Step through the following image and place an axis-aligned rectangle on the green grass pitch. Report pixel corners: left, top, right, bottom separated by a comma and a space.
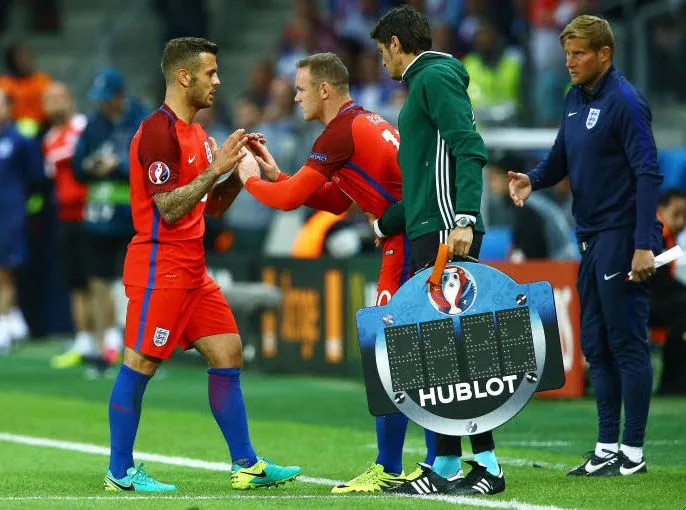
0, 341, 684, 509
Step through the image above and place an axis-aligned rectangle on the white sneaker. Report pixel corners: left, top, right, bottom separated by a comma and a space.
8, 307, 29, 340
73, 331, 97, 356
0, 316, 11, 355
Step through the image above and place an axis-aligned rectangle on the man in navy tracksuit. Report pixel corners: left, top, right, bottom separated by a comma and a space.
509, 15, 661, 477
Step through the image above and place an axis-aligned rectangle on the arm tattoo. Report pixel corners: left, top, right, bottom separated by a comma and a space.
153, 167, 217, 224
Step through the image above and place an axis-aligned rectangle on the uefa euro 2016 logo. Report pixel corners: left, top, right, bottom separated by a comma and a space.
428, 265, 477, 315
148, 161, 171, 185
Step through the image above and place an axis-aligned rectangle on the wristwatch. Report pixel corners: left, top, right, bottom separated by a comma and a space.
455, 214, 476, 228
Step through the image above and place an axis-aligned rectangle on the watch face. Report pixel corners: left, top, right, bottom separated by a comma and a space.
457, 217, 470, 227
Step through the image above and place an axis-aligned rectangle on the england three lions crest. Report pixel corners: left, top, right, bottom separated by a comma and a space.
428, 265, 477, 315
586, 108, 601, 129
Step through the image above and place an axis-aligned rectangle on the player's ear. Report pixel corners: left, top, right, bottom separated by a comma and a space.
599, 45, 611, 64
390, 35, 402, 55
319, 81, 329, 100
177, 68, 192, 88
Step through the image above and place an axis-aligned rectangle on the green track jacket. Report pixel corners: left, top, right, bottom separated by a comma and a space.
378, 51, 487, 240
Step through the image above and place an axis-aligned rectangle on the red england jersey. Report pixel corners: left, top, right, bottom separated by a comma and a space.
123, 104, 213, 289
43, 114, 88, 222
307, 101, 401, 217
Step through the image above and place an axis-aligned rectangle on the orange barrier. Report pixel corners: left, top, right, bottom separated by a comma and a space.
490, 261, 585, 398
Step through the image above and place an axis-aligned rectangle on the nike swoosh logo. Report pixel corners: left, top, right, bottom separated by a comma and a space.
246, 469, 268, 478
106, 476, 135, 491
568, 112, 578, 117
604, 272, 621, 281
584, 459, 613, 473
619, 462, 645, 475
188, 155, 196, 163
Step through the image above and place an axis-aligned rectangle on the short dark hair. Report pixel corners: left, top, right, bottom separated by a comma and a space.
161, 37, 218, 85
296, 52, 349, 92
370, 6, 432, 55
658, 188, 686, 208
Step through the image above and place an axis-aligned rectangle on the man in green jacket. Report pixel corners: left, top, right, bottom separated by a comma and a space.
370, 5, 504, 496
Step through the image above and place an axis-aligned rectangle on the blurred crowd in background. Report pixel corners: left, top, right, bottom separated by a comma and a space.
1, 0, 686, 379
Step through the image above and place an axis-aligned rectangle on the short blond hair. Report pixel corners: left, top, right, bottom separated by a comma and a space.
559, 15, 614, 57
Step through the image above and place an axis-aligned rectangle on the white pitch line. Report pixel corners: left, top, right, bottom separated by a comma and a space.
499, 441, 572, 448
0, 432, 571, 510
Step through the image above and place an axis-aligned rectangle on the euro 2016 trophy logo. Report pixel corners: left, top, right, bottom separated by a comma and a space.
428, 265, 477, 316
356, 255, 565, 436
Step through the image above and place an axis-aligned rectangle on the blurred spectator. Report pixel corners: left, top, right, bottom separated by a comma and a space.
247, 60, 275, 108
485, 150, 576, 260
350, 52, 391, 114
73, 67, 148, 374
455, 0, 490, 54
463, 20, 523, 124
42, 82, 96, 368
432, 22, 459, 55
277, 0, 338, 79
152, 0, 209, 42
0, 42, 52, 135
407, 0, 463, 28
224, 93, 281, 253
528, 0, 578, 125
194, 101, 230, 143
291, 207, 375, 258
484, 150, 520, 228
0, 89, 42, 352
336, 0, 383, 51
650, 189, 686, 395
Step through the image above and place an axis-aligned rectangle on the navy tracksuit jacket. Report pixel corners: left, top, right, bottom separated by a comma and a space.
528, 66, 662, 447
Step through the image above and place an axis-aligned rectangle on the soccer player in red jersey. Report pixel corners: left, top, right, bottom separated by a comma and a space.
42, 82, 96, 368
104, 37, 300, 492
236, 52, 435, 493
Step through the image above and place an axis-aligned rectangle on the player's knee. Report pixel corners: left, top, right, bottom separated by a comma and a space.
197, 333, 243, 368
210, 340, 242, 368
123, 347, 161, 376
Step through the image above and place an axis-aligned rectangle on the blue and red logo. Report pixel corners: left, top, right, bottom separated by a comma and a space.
428, 265, 477, 315
148, 161, 170, 184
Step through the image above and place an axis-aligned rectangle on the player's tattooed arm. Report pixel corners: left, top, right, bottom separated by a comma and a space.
153, 168, 217, 224
153, 129, 248, 224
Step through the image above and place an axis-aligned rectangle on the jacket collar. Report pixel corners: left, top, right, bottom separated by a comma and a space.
401, 50, 454, 81
576, 65, 616, 101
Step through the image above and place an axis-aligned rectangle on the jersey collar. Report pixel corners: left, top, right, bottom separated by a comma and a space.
337, 100, 357, 115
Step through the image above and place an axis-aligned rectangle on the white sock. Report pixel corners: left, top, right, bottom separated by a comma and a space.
104, 327, 123, 351
595, 442, 618, 458
73, 331, 96, 356
8, 307, 28, 339
620, 444, 643, 463
0, 315, 11, 349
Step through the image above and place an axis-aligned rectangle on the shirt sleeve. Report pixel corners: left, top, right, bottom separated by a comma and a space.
305, 118, 355, 178
527, 123, 568, 191
138, 116, 181, 195
422, 66, 486, 216
616, 84, 663, 249
377, 200, 406, 236
304, 181, 352, 214
244, 165, 328, 210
